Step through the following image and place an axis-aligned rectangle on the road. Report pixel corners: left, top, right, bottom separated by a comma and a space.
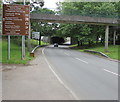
43, 45, 118, 100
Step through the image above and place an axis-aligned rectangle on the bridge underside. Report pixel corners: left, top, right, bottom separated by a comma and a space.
30, 14, 119, 26
30, 14, 119, 51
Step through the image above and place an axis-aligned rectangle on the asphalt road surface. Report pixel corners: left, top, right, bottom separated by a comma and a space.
43, 45, 118, 100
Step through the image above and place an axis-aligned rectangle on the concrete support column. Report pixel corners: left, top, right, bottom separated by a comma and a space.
113, 30, 116, 45
105, 25, 109, 52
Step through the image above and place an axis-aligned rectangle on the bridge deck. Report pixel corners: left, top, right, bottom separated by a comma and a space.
30, 14, 119, 26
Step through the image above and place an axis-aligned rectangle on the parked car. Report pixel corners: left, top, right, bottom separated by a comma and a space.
54, 43, 58, 47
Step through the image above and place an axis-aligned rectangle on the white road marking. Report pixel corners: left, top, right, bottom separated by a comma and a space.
42, 48, 79, 100
75, 58, 88, 64
103, 69, 120, 76
64, 52, 70, 56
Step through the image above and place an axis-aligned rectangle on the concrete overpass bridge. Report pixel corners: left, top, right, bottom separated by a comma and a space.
30, 13, 119, 51
30, 14, 119, 26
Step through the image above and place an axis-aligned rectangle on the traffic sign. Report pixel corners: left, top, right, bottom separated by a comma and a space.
2, 4, 30, 35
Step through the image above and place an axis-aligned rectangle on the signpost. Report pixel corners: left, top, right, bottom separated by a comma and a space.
2, 4, 30, 60
32, 32, 40, 40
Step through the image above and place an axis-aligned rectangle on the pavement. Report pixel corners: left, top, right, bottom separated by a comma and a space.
2, 48, 75, 100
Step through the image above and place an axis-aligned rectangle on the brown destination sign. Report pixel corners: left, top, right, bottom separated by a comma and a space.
2, 4, 30, 35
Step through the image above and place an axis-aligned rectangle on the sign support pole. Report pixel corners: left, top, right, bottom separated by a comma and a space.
21, 0, 26, 60
8, 35, 10, 60
22, 35, 25, 60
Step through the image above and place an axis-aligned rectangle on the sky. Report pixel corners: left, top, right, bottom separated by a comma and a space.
2, 0, 62, 10
43, 0, 61, 10
2, 0, 63, 11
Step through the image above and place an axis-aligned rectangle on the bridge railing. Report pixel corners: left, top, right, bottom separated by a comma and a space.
31, 11, 119, 19
59, 13, 119, 19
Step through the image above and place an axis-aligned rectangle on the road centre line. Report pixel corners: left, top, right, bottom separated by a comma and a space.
103, 69, 120, 76
64, 52, 70, 56
75, 58, 88, 64
42, 48, 79, 100
63, 51, 88, 64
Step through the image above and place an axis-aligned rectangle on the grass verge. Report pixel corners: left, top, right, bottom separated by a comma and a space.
70, 44, 119, 60
1, 40, 33, 64
30, 39, 49, 46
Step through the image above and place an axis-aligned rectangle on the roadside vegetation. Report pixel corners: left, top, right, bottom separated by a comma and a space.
85, 45, 119, 60
1, 39, 32, 64
30, 39, 48, 46
70, 44, 119, 60
1, 38, 48, 64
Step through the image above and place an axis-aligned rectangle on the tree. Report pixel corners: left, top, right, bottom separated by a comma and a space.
31, 7, 59, 45
56, 2, 118, 46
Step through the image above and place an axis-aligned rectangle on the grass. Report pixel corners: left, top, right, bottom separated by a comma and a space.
1, 39, 49, 64
70, 44, 78, 47
70, 44, 119, 60
30, 39, 49, 46
1, 40, 33, 64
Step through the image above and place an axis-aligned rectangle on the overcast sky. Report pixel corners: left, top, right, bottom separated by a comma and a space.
2, 0, 63, 10
43, 0, 61, 10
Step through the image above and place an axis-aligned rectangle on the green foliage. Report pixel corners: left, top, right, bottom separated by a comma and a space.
31, 8, 58, 37
31, 8, 55, 14
56, 2, 118, 46
30, 39, 48, 46
1, 40, 32, 64
84, 45, 119, 60
31, 21, 58, 37
57, 2, 118, 18
70, 44, 119, 60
